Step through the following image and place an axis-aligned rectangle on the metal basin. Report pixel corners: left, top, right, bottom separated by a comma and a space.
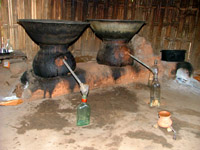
87, 19, 145, 66
18, 19, 90, 45
18, 19, 89, 78
87, 19, 145, 42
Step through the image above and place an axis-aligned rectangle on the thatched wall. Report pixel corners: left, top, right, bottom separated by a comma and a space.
0, 0, 200, 69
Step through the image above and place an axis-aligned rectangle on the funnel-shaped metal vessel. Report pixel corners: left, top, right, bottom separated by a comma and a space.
18, 19, 89, 78
88, 19, 145, 66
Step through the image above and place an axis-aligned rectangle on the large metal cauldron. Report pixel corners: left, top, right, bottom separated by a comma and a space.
18, 19, 89, 78
87, 19, 145, 66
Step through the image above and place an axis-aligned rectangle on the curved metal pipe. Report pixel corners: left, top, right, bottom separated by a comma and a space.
63, 59, 89, 96
128, 53, 154, 73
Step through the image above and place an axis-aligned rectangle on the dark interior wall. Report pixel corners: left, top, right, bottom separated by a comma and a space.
0, 0, 200, 69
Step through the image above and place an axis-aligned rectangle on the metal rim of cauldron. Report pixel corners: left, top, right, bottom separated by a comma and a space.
17, 19, 90, 45
17, 19, 90, 25
87, 19, 145, 42
87, 19, 145, 24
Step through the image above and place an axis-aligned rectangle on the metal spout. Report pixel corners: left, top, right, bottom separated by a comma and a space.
128, 53, 156, 74
63, 59, 89, 96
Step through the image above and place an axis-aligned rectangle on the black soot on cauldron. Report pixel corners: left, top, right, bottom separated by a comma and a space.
97, 41, 133, 66
33, 45, 76, 78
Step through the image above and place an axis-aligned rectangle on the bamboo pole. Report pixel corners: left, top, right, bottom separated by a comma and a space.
71, 0, 77, 20
123, 0, 128, 20
17, 0, 26, 56
31, 0, 38, 58
31, 0, 37, 19
61, 0, 66, 19
8, 0, 14, 47
82, 0, 88, 21
44, 0, 49, 19
92, 0, 98, 19
0, 17, 2, 42
131, 0, 136, 20
0, 0, 2, 40
103, 0, 109, 19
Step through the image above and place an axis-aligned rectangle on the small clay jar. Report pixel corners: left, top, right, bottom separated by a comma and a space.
158, 111, 172, 128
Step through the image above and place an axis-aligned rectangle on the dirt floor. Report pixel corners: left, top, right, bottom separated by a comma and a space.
1, 69, 200, 150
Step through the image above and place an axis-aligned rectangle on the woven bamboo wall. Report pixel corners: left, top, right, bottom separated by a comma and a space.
0, 0, 200, 69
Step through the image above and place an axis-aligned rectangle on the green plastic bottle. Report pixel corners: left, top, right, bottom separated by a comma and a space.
76, 95, 90, 126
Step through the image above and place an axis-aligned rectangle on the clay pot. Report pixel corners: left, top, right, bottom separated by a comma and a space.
158, 111, 172, 128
